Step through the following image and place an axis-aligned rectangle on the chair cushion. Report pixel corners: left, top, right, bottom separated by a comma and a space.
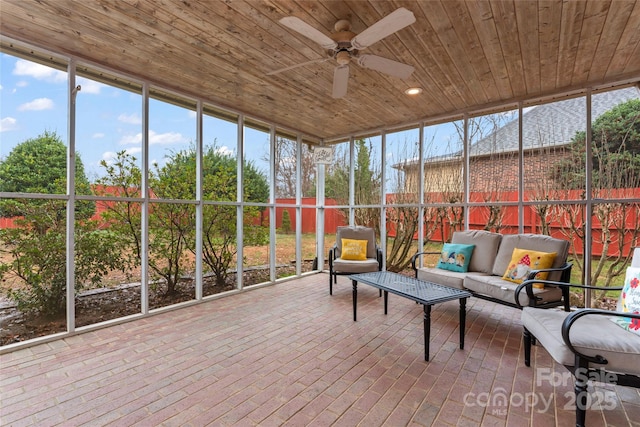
332, 258, 380, 274
340, 238, 368, 261
492, 234, 568, 281
501, 248, 556, 284
451, 230, 502, 274
522, 307, 640, 376
336, 226, 377, 259
464, 275, 562, 306
436, 243, 475, 273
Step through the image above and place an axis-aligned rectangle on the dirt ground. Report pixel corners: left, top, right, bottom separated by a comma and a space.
0, 262, 315, 346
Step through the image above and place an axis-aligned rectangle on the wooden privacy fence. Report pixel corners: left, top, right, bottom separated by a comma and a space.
2, 188, 638, 257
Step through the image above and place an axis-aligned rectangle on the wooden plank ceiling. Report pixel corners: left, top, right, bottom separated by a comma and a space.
1, 0, 640, 143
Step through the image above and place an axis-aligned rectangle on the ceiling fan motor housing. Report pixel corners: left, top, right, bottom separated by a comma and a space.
330, 22, 356, 65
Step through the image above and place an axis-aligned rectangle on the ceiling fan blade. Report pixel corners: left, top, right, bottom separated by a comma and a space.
356, 54, 414, 79
267, 58, 330, 76
351, 7, 416, 50
279, 16, 338, 50
332, 65, 349, 98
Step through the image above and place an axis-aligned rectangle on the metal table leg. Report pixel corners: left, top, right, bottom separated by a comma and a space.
352, 279, 358, 321
384, 290, 388, 314
424, 304, 431, 361
459, 297, 467, 350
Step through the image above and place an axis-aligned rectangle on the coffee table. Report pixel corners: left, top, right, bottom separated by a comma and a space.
349, 271, 471, 361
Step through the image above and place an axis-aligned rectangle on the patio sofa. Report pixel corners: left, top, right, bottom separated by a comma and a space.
411, 230, 572, 309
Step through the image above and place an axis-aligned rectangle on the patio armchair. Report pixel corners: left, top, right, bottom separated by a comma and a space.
518, 267, 640, 427
328, 225, 383, 295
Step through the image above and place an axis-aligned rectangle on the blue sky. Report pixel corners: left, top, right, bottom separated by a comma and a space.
1, 53, 462, 186
0, 54, 272, 181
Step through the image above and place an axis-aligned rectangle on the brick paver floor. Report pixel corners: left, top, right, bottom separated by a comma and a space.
1, 273, 639, 426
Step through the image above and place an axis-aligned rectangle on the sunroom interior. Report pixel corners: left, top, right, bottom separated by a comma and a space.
1, 1, 640, 425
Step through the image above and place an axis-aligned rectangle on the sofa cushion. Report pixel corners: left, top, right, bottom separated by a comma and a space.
416, 267, 487, 290
436, 243, 475, 273
502, 248, 557, 284
492, 234, 569, 281
464, 274, 562, 306
336, 226, 377, 259
522, 307, 640, 375
451, 230, 502, 274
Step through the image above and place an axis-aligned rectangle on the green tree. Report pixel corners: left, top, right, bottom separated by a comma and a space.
95, 149, 194, 297
0, 133, 126, 316
97, 145, 269, 291
199, 146, 269, 286
148, 149, 196, 295
0, 130, 94, 219
551, 99, 640, 190
280, 209, 292, 234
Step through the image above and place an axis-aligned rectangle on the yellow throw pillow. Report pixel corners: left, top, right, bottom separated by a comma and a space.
340, 238, 368, 261
502, 248, 557, 284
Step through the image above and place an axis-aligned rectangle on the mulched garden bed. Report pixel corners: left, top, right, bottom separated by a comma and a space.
0, 262, 313, 346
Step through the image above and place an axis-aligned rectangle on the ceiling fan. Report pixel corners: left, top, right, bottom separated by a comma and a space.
270, 7, 416, 99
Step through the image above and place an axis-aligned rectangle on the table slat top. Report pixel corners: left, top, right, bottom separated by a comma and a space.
349, 271, 471, 305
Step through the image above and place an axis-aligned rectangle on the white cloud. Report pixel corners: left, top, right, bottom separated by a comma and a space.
215, 145, 234, 156
101, 147, 143, 166
150, 130, 185, 145
118, 130, 187, 146
118, 113, 142, 125
18, 98, 54, 111
76, 77, 104, 94
92, 132, 105, 139
101, 151, 118, 163
1, 117, 18, 132
13, 59, 66, 83
16, 81, 28, 88
119, 133, 141, 145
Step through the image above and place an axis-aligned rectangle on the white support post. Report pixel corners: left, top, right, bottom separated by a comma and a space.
316, 144, 326, 271
66, 60, 77, 333
141, 83, 150, 314
380, 131, 386, 270
518, 102, 525, 233
418, 123, 425, 265
195, 101, 204, 300
349, 138, 355, 225
295, 136, 303, 275
585, 90, 593, 305
269, 126, 277, 282
236, 115, 244, 290
463, 115, 470, 230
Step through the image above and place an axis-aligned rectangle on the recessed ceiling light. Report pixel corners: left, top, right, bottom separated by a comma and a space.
404, 87, 423, 95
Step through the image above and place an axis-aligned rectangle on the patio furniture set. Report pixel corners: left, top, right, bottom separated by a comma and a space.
329, 225, 640, 427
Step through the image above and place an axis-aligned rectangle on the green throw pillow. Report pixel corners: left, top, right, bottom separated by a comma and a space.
436, 243, 475, 273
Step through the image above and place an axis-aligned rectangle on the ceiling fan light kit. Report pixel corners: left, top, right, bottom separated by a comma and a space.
274, 7, 416, 99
